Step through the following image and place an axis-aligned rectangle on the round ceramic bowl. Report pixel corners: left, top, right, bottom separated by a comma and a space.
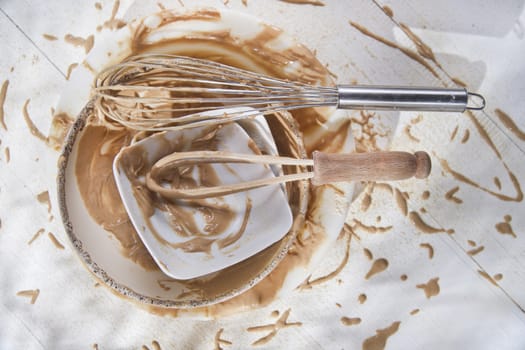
56, 7, 354, 314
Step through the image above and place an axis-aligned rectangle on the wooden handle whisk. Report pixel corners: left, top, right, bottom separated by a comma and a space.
146, 150, 431, 200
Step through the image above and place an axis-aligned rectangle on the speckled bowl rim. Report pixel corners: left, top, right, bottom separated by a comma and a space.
57, 100, 309, 309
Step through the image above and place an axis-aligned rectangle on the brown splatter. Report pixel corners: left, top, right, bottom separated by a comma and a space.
93, 344, 99, 350
361, 183, 375, 212
382, 5, 393, 17
42, 33, 58, 41
440, 157, 522, 202
298, 225, 352, 289
376, 216, 381, 222
94, 282, 101, 287
404, 124, 420, 142
495, 108, 525, 141
450, 125, 459, 141
247, 309, 302, 346
351, 219, 393, 234
399, 23, 438, 62
410, 308, 420, 315
95, 2, 102, 10
23, 99, 48, 143
335, 303, 342, 308
493, 273, 503, 281
363, 248, 373, 260
151, 340, 161, 350
495, 215, 516, 238
494, 177, 502, 190
36, 191, 52, 213
365, 258, 389, 280
467, 240, 476, 247
351, 111, 388, 152
28, 228, 45, 245
421, 191, 430, 200
48, 232, 65, 250
279, 0, 326, 5
64, 34, 95, 54
0, 80, 9, 130
451, 77, 467, 87
102, 0, 127, 30
467, 246, 484, 256
420, 207, 427, 213
4, 147, 10, 163
156, 280, 171, 291
214, 328, 232, 350
400, 274, 407, 281
409, 211, 454, 234
271, 310, 280, 317
445, 186, 463, 204
341, 317, 362, 326
16, 289, 40, 304
362, 321, 401, 350
358, 293, 367, 304
419, 243, 434, 259
461, 129, 470, 143
416, 277, 440, 299
394, 188, 408, 216
66, 63, 79, 80
349, 21, 439, 78
478, 270, 498, 286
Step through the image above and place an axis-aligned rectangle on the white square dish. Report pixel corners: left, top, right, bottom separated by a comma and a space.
113, 108, 293, 280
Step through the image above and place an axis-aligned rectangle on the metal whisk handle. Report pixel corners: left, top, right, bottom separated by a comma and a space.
336, 85, 485, 112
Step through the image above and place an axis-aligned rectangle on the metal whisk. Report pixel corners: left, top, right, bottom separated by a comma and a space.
94, 53, 486, 131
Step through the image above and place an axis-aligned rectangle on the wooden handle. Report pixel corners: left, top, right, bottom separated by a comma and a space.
311, 151, 431, 186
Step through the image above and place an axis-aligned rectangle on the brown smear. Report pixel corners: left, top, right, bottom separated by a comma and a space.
341, 317, 361, 326
440, 157, 523, 202
48, 112, 74, 151
23, 99, 48, 143
382, 5, 393, 17
394, 188, 408, 216
450, 125, 459, 141
445, 186, 463, 204
28, 228, 45, 245
247, 308, 302, 346
358, 293, 367, 304
495, 215, 516, 238
4, 147, 10, 163
0, 80, 9, 130
467, 239, 476, 247
400, 274, 407, 281
16, 289, 40, 304
151, 341, 161, 350
362, 321, 401, 350
409, 211, 454, 234
478, 270, 498, 286
416, 277, 440, 299
349, 21, 439, 78
461, 129, 470, 143
495, 108, 525, 141
365, 258, 389, 279
64, 34, 95, 54
452, 77, 467, 87
494, 273, 503, 281
351, 219, 393, 234
360, 182, 375, 212
351, 111, 386, 153
404, 125, 420, 142
419, 243, 434, 259
48, 232, 65, 250
214, 328, 232, 350
95, 2, 102, 10
410, 308, 420, 315
363, 248, 373, 260
398, 23, 439, 63
66, 63, 78, 80
103, 0, 127, 30
422, 191, 430, 200
467, 246, 484, 256
37, 191, 52, 213
494, 177, 502, 190
297, 225, 351, 289
279, 0, 326, 5
42, 33, 58, 41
